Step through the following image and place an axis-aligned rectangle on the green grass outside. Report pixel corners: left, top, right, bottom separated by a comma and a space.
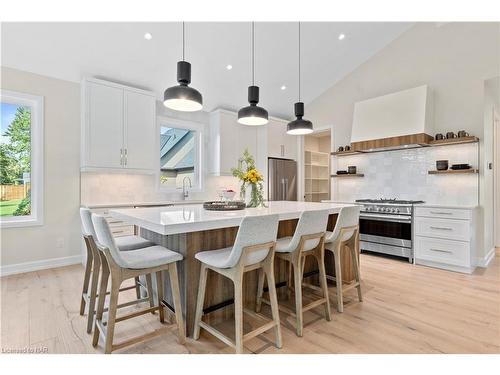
0, 199, 22, 216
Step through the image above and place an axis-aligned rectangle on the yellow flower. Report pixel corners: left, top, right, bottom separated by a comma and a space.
251, 177, 257, 183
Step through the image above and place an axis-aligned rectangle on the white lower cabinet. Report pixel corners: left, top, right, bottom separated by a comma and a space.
415, 206, 477, 273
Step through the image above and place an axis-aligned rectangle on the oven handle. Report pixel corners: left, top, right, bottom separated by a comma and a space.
360, 213, 412, 223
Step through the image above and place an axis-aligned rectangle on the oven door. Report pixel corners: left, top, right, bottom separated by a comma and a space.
359, 214, 412, 248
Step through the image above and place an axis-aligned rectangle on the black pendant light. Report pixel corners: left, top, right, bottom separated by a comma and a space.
287, 22, 313, 135
238, 22, 268, 126
164, 22, 203, 112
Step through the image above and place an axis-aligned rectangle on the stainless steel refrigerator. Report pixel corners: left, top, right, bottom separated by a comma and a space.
268, 158, 297, 201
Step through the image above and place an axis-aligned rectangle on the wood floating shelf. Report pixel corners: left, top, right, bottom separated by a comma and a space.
331, 174, 365, 178
429, 136, 479, 146
331, 150, 362, 156
428, 169, 478, 175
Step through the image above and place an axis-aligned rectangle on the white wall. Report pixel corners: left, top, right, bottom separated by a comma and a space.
307, 22, 500, 261
1, 67, 81, 271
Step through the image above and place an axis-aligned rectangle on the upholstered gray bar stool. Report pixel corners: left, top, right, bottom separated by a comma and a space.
193, 214, 282, 354
91, 214, 185, 354
79, 208, 157, 334
324, 206, 362, 313
257, 209, 331, 337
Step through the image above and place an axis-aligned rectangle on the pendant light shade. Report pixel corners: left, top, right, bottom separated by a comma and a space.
287, 22, 313, 135
287, 102, 313, 135
163, 22, 203, 112
237, 85, 268, 125
238, 22, 269, 126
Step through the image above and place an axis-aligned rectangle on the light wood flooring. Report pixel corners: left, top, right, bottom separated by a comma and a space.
1, 250, 499, 354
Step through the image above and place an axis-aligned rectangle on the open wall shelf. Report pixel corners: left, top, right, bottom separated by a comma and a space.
428, 169, 478, 175
331, 174, 364, 178
429, 136, 479, 146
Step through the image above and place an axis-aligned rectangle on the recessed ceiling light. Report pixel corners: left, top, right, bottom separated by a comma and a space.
281, 85, 287, 90
338, 33, 345, 40
226, 64, 233, 70
144, 32, 153, 40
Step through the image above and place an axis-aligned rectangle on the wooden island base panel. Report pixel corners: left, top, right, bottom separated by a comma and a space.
140, 214, 359, 336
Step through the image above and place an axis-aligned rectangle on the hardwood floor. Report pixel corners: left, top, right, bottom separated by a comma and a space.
1, 250, 499, 354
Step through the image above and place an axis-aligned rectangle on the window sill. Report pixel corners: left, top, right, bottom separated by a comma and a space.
0, 217, 43, 229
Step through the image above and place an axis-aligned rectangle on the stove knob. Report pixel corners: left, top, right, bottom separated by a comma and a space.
395, 208, 400, 213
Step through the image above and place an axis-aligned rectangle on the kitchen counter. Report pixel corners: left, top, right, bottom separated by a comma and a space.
83, 200, 204, 209
109, 201, 357, 335
418, 203, 479, 209
110, 201, 352, 235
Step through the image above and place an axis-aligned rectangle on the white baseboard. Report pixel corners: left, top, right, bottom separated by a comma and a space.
0, 254, 82, 277
476, 247, 496, 268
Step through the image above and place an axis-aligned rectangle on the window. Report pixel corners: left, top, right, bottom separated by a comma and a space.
157, 116, 203, 192
0, 90, 43, 227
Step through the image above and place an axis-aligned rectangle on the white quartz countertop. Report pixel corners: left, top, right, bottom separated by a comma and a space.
110, 201, 354, 235
417, 203, 479, 210
83, 200, 204, 209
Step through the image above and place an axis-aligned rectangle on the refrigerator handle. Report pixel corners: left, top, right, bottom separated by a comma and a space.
284, 178, 288, 200
281, 178, 285, 200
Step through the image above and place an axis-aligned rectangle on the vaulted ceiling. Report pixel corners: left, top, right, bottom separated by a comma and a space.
1, 22, 413, 119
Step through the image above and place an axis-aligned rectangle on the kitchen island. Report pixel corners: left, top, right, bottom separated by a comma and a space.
110, 201, 358, 335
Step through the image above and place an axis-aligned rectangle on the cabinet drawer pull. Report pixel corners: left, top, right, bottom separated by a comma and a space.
430, 248, 453, 254
430, 211, 452, 215
112, 230, 124, 234
430, 226, 453, 231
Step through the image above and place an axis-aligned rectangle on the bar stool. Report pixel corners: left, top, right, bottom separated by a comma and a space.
79, 208, 157, 334
91, 214, 185, 354
324, 206, 362, 313
193, 214, 282, 354
258, 209, 331, 337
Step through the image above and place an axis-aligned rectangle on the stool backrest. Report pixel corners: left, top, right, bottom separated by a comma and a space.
91, 213, 127, 268
80, 207, 97, 239
329, 206, 360, 243
225, 214, 279, 268
290, 209, 330, 252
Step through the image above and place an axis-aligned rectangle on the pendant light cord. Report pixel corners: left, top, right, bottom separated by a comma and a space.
182, 21, 185, 61
298, 22, 301, 102
252, 21, 255, 85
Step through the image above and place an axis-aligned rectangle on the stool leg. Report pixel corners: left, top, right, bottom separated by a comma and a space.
293, 258, 304, 337
233, 273, 244, 354
156, 271, 165, 323
286, 262, 293, 299
265, 264, 282, 348
316, 248, 331, 321
333, 247, 343, 313
104, 277, 121, 354
145, 273, 156, 314
193, 264, 208, 340
80, 246, 93, 316
255, 268, 265, 313
86, 251, 101, 333
169, 262, 186, 344
134, 277, 141, 299
351, 241, 363, 302
92, 255, 109, 347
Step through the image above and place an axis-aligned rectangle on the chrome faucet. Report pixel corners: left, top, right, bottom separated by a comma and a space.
182, 176, 192, 199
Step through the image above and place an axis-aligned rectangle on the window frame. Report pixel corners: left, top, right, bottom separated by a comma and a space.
156, 115, 204, 193
0, 90, 44, 228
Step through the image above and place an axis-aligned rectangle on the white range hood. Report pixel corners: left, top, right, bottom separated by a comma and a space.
350, 85, 434, 152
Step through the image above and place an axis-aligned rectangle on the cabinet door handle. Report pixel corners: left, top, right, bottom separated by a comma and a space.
430, 226, 453, 231
120, 148, 123, 165
124, 148, 128, 166
280, 145, 284, 157
430, 211, 452, 215
430, 248, 453, 254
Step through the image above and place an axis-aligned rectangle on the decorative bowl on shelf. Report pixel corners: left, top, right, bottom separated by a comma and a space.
450, 164, 471, 170
436, 160, 449, 171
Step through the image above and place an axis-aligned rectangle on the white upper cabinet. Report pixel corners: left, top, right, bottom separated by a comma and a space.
81, 78, 156, 172
267, 118, 298, 160
208, 110, 258, 176
124, 90, 156, 171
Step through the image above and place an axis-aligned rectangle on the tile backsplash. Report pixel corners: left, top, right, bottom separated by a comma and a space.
333, 143, 479, 205
81, 173, 241, 206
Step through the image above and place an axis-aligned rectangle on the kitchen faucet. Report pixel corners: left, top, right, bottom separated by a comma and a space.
182, 176, 192, 199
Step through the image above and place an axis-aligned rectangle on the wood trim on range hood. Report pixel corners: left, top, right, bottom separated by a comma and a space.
351, 133, 433, 152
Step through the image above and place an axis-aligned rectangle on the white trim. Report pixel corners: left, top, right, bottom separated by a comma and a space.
155, 115, 205, 194
476, 247, 496, 268
0, 255, 82, 277
0, 90, 44, 228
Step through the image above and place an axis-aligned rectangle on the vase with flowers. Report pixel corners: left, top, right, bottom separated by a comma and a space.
231, 148, 266, 208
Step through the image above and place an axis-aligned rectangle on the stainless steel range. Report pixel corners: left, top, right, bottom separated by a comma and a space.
355, 198, 424, 263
